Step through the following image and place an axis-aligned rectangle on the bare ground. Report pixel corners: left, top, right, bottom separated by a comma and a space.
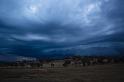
0, 64, 124, 82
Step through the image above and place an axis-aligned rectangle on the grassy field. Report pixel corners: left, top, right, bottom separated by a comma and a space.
0, 64, 124, 82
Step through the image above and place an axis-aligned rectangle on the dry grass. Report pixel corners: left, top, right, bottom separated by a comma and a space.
0, 64, 124, 82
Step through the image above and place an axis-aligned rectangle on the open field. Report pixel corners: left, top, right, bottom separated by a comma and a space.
0, 64, 124, 82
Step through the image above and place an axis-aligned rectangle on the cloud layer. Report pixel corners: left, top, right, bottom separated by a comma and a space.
0, 0, 124, 58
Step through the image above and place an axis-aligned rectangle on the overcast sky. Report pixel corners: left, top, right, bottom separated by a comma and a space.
0, 0, 124, 58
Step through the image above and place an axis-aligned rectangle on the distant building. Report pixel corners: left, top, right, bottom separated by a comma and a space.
16, 56, 37, 62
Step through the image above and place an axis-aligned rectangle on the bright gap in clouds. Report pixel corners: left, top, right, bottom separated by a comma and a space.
29, 5, 38, 14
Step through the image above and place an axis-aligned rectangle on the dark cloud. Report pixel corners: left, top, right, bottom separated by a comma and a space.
0, 0, 124, 58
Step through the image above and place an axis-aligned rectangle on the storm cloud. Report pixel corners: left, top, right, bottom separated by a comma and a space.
0, 0, 124, 58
